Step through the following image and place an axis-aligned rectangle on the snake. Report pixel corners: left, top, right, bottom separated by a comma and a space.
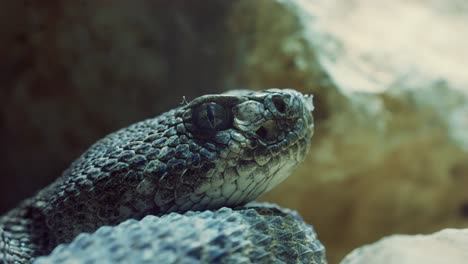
0, 89, 317, 263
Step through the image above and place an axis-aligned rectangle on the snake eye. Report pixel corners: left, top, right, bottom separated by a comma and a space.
193, 102, 230, 131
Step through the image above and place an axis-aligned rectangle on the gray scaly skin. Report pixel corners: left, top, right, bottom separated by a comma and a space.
35, 204, 326, 264
0, 89, 315, 263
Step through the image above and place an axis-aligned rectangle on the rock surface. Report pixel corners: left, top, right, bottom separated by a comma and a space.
256, 0, 468, 263
34, 204, 326, 264
340, 228, 468, 264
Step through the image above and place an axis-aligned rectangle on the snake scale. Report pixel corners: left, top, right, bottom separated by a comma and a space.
0, 89, 320, 263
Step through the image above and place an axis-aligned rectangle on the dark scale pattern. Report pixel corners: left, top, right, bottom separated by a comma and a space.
0, 89, 316, 263
35, 204, 326, 264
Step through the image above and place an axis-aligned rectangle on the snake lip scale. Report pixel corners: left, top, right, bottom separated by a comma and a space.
0, 88, 314, 263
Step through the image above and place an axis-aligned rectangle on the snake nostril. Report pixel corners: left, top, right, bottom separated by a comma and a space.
272, 95, 286, 113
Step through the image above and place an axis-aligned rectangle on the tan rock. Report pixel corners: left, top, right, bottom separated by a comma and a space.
251, 1, 468, 263
340, 229, 468, 264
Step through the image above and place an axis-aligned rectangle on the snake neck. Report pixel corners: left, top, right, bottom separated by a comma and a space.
0, 198, 54, 263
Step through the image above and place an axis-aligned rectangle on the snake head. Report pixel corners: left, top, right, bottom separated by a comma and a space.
176, 89, 315, 211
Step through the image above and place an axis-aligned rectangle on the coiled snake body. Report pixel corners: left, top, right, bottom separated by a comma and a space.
0, 89, 316, 263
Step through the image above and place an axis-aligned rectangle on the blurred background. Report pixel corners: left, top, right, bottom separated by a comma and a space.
1, 1, 468, 263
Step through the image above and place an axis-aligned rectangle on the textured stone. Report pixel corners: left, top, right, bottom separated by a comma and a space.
340, 228, 468, 264
250, 1, 468, 263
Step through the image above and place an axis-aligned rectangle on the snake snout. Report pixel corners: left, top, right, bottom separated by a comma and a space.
261, 91, 314, 143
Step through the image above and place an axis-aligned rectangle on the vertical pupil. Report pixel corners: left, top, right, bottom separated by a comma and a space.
206, 104, 216, 128
196, 102, 227, 131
